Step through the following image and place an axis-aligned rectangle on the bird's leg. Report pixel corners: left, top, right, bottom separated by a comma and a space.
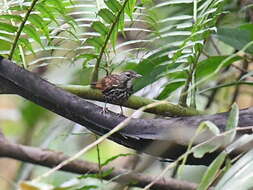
101, 102, 109, 114
120, 105, 124, 115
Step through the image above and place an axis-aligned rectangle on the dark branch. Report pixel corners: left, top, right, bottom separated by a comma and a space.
0, 138, 197, 190
0, 56, 252, 165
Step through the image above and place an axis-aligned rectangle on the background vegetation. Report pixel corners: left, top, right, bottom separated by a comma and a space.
0, 0, 253, 189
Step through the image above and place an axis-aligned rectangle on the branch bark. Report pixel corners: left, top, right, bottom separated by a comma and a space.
0, 138, 198, 190
0, 56, 252, 165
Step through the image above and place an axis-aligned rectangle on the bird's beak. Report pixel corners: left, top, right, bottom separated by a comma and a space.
135, 73, 142, 78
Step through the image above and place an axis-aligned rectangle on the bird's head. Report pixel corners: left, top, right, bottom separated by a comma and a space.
120, 71, 142, 81
119, 71, 142, 89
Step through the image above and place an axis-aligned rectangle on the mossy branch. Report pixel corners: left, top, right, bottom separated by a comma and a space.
59, 85, 204, 116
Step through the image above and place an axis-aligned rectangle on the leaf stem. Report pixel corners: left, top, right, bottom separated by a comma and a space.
179, 70, 192, 107
90, 0, 130, 84
9, 0, 39, 60
95, 135, 102, 182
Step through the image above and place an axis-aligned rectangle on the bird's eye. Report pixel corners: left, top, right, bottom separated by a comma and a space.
126, 73, 131, 77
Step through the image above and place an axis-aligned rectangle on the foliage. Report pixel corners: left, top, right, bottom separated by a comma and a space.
1, 0, 253, 190
0, 0, 76, 64
1, 0, 252, 106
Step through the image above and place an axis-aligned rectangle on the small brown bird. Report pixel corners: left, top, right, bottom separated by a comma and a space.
93, 70, 142, 114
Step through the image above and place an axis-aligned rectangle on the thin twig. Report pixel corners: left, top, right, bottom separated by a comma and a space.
231, 63, 248, 73
95, 135, 103, 182
90, 0, 130, 84
210, 37, 247, 73
202, 50, 210, 58
179, 70, 191, 107
210, 37, 221, 55
9, 0, 40, 60
199, 81, 253, 94
231, 59, 249, 104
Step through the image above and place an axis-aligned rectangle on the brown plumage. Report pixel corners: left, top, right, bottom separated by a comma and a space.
93, 71, 142, 114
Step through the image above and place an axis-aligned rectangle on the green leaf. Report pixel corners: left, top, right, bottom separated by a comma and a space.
0, 22, 17, 33
78, 168, 113, 179
156, 80, 185, 100
178, 120, 221, 178
125, 0, 137, 19
224, 103, 239, 145
0, 32, 13, 39
192, 121, 221, 158
0, 35, 12, 43
132, 57, 174, 91
167, 69, 188, 80
23, 25, 44, 48
36, 3, 59, 25
101, 153, 133, 167
216, 149, 253, 190
0, 14, 23, 22
28, 14, 49, 38
140, 0, 153, 4
133, 64, 167, 92
193, 144, 220, 158
75, 53, 98, 67
0, 39, 11, 51
197, 121, 220, 136
98, 8, 116, 24
216, 26, 253, 53
19, 38, 34, 54
105, 0, 122, 13
125, 48, 173, 91
20, 102, 47, 127
47, 0, 66, 14
85, 37, 104, 49
111, 23, 118, 49
91, 21, 108, 36
47, 0, 77, 31
118, 11, 125, 32
197, 152, 227, 190
76, 185, 98, 190
9, 5, 29, 11
196, 56, 242, 79
76, 54, 98, 60
226, 134, 253, 154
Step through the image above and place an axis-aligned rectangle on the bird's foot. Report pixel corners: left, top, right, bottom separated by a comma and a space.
118, 109, 125, 116
101, 107, 109, 115
100, 107, 125, 117
115, 112, 124, 116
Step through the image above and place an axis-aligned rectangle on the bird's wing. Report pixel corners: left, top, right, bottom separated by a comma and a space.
95, 74, 121, 91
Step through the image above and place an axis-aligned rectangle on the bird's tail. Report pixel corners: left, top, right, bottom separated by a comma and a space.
90, 82, 97, 88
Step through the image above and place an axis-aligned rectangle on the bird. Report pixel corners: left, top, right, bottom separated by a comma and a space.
93, 70, 142, 115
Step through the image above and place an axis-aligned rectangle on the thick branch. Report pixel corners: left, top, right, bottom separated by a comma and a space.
0, 56, 252, 165
0, 138, 197, 190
